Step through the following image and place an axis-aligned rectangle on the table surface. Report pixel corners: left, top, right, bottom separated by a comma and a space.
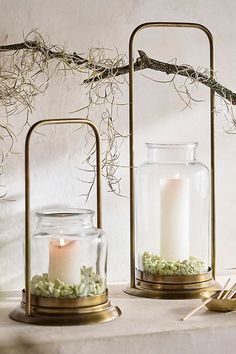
0, 282, 236, 354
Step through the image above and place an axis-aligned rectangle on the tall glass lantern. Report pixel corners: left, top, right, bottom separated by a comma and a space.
125, 22, 220, 299
9, 118, 121, 325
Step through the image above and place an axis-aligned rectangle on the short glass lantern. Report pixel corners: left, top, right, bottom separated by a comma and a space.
134, 142, 216, 298
9, 118, 121, 325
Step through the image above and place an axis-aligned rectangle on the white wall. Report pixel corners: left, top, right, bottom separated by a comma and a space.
0, 0, 236, 289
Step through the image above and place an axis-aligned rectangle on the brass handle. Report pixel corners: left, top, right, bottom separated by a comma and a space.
24, 118, 102, 315
128, 22, 216, 288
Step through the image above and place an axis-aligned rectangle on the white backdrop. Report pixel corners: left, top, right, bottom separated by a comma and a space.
0, 0, 236, 289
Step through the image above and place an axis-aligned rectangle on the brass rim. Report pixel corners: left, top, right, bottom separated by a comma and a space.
9, 303, 121, 325
124, 280, 221, 299
136, 278, 214, 291
22, 289, 108, 309
136, 268, 212, 285
28, 301, 111, 315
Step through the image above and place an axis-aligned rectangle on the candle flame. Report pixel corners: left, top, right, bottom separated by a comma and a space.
59, 238, 65, 247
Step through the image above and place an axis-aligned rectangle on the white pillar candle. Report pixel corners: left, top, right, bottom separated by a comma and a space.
160, 178, 189, 261
48, 239, 81, 284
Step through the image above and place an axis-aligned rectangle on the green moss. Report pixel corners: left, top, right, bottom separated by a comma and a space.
142, 251, 206, 276
30, 266, 106, 299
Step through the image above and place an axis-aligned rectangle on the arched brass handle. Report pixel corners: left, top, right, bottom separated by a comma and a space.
24, 118, 102, 315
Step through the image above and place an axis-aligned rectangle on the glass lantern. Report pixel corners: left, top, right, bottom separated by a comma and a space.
31, 209, 107, 300
134, 142, 217, 298
125, 22, 220, 299
9, 117, 121, 325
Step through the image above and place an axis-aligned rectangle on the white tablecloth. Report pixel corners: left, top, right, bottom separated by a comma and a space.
0, 284, 235, 354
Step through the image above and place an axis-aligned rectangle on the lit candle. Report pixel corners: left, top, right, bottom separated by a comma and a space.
160, 177, 189, 261
48, 239, 81, 284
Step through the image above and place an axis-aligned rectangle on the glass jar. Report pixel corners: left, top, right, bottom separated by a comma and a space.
136, 142, 210, 281
31, 209, 107, 299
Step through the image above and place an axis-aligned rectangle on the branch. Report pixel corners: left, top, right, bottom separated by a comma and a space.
138, 51, 236, 105
84, 50, 236, 105
0, 40, 88, 65
0, 40, 236, 105
1, 35, 236, 199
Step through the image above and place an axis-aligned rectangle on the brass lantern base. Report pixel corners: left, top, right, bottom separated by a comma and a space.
124, 269, 221, 299
9, 290, 121, 326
